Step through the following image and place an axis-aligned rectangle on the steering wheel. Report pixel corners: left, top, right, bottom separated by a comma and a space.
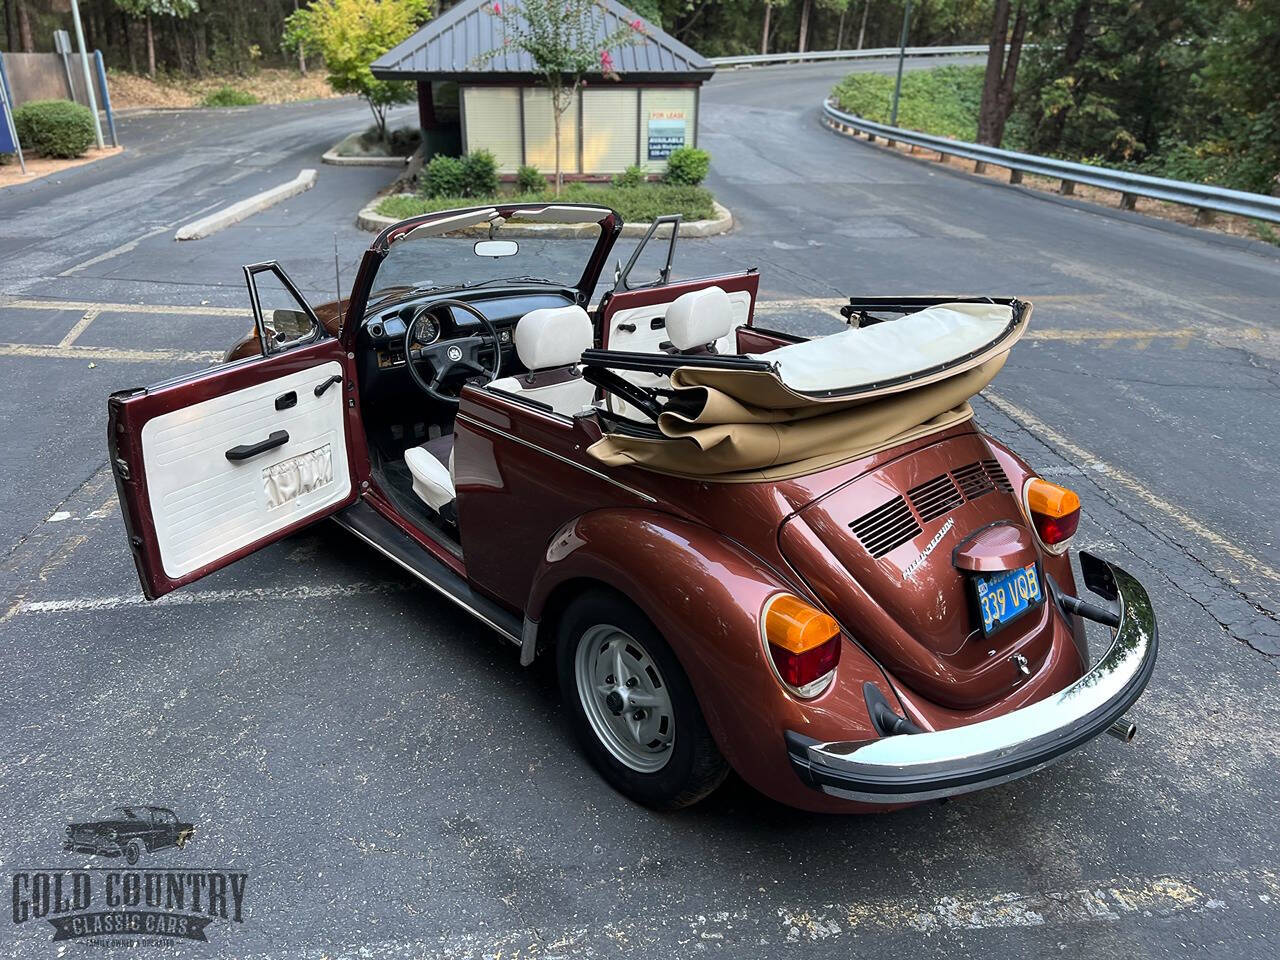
404, 299, 503, 405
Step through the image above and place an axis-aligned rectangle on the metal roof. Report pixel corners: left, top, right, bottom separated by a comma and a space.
371, 0, 714, 82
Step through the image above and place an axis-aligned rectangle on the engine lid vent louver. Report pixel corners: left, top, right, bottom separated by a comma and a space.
952, 461, 997, 500
849, 459, 1016, 558
907, 474, 964, 523
848, 496, 922, 558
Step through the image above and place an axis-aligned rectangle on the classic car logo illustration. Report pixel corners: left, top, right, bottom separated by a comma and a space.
64, 805, 195, 866
8, 805, 248, 946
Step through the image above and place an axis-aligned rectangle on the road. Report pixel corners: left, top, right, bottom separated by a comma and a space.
1, 59, 1278, 959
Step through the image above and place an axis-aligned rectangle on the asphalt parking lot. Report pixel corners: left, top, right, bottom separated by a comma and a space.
1, 60, 1278, 959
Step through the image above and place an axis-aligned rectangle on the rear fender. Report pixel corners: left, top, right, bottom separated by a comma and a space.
525, 509, 892, 799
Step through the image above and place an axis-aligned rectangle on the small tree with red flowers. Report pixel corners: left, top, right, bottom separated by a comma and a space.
480, 1, 645, 194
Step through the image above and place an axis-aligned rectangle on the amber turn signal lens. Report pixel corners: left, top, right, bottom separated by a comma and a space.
1025, 478, 1081, 548
763, 594, 841, 697
764, 594, 840, 653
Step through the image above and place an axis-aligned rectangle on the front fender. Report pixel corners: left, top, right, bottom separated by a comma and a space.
526, 509, 894, 811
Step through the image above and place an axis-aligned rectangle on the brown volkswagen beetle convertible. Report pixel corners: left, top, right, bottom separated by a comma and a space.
108, 203, 1157, 813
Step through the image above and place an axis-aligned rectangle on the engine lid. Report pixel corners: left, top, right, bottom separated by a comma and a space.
779, 433, 1055, 709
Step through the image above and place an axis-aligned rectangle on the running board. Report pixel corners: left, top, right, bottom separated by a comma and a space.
332, 500, 523, 647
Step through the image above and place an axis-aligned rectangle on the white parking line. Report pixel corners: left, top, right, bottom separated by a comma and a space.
5, 298, 251, 317
985, 390, 1280, 587
0, 342, 222, 364
7, 580, 411, 616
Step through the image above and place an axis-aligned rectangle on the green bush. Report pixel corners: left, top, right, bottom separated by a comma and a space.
419, 154, 467, 198
832, 65, 999, 145
515, 164, 547, 193
612, 164, 647, 188
0, 152, 14, 166
201, 86, 260, 107
12, 100, 95, 159
662, 146, 710, 185
461, 149, 499, 196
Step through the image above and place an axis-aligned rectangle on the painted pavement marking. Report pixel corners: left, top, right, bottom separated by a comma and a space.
0, 342, 222, 365
57, 307, 100, 348
985, 389, 1280, 588
6, 580, 414, 617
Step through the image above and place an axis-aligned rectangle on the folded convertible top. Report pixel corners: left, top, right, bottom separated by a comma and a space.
586, 299, 1030, 480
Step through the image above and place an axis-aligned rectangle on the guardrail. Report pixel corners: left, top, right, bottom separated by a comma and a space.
822, 99, 1280, 225
709, 44, 988, 68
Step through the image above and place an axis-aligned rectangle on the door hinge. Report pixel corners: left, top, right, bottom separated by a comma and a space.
115, 457, 131, 480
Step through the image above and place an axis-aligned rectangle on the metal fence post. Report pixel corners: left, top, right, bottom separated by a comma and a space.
69, 0, 105, 149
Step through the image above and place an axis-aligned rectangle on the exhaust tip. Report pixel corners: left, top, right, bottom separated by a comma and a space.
1106, 718, 1137, 743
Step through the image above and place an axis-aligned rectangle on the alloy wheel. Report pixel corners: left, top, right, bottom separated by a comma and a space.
574, 624, 676, 773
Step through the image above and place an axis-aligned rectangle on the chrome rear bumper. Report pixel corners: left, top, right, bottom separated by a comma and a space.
786, 553, 1158, 804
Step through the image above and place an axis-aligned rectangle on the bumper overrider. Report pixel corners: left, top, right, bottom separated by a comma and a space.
786, 553, 1158, 804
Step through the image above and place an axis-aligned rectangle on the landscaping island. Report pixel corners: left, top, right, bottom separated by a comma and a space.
364, 145, 731, 235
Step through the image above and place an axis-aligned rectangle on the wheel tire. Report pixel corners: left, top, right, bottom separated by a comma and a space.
556, 589, 729, 810
125, 839, 143, 866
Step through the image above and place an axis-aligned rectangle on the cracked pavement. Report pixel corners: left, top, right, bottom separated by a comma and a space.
1, 59, 1278, 959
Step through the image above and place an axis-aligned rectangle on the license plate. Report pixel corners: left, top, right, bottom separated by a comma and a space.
974, 563, 1043, 635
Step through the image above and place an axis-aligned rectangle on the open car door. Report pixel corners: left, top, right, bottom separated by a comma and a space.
598, 215, 760, 353
108, 262, 358, 599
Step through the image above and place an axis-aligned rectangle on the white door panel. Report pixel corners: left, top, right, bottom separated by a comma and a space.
141, 360, 351, 579
603, 290, 751, 419
605, 289, 751, 355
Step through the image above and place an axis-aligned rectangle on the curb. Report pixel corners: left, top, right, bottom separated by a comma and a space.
176, 169, 317, 241
357, 196, 733, 237
322, 147, 411, 167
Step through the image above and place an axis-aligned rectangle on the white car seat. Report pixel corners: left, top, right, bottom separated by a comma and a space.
404, 435, 456, 515
404, 304, 596, 515
608, 285, 735, 420
488, 304, 596, 415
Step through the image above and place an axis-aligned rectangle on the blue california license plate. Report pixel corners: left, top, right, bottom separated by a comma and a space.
974, 563, 1043, 635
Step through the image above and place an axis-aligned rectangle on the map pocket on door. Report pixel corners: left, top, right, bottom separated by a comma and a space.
263, 444, 334, 509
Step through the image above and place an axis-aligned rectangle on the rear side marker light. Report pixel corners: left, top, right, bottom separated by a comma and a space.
761, 594, 841, 698
1024, 478, 1081, 552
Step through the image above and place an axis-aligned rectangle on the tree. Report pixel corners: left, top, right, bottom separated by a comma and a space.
14, 0, 33, 52
115, 0, 200, 78
976, 0, 1027, 146
285, 0, 434, 140
479, 1, 643, 195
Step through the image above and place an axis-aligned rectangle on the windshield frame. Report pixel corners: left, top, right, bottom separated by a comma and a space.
347, 203, 623, 339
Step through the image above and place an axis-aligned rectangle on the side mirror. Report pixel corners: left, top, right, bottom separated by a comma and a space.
474, 239, 518, 258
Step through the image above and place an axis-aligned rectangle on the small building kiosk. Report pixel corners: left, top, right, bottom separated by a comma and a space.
370, 0, 714, 178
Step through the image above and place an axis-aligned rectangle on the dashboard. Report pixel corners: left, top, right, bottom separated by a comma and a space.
357, 288, 582, 410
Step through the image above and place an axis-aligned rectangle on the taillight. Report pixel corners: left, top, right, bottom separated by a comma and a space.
1024, 478, 1081, 552
761, 594, 841, 698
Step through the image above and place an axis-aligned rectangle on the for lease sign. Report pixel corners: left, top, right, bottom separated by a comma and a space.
647, 110, 686, 160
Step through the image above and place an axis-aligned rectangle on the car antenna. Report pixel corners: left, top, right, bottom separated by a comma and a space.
333, 233, 344, 334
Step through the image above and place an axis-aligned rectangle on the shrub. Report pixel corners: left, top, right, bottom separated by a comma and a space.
662, 146, 710, 185
0, 152, 13, 166
461, 149, 499, 196
419, 154, 467, 198
13, 100, 95, 159
515, 164, 547, 193
201, 86, 260, 107
612, 164, 647, 188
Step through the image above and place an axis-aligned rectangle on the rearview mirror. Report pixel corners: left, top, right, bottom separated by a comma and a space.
474, 239, 518, 258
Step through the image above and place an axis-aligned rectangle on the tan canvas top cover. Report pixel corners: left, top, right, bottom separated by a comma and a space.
588, 300, 1030, 480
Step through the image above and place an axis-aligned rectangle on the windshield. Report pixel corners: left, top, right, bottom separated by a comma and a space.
368, 208, 610, 306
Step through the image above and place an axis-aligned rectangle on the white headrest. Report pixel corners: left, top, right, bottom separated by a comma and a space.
666, 286, 733, 351
514, 305, 593, 370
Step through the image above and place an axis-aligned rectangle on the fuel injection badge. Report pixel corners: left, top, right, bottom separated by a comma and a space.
10, 805, 248, 946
